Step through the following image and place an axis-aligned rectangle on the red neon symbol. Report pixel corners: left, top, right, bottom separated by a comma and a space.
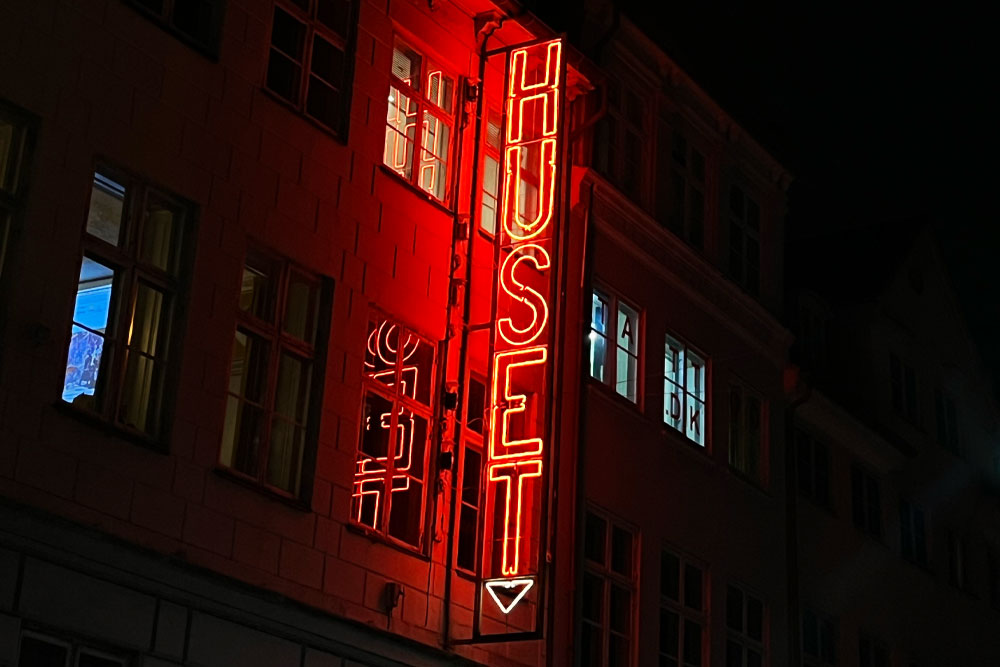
497, 245, 551, 346
489, 460, 543, 576
484, 578, 535, 614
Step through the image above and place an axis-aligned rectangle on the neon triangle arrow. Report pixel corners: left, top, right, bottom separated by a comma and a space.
484, 578, 534, 614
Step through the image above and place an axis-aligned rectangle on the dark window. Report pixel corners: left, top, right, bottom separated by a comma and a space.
802, 609, 836, 666
728, 185, 760, 297
729, 384, 765, 484
988, 550, 1000, 610
948, 531, 968, 590
660, 549, 707, 667
18, 632, 128, 667
934, 387, 959, 453
266, 0, 355, 136
858, 633, 888, 667
589, 289, 640, 404
595, 81, 645, 203
455, 374, 486, 572
61, 166, 193, 442
796, 428, 830, 508
726, 584, 765, 667
889, 353, 918, 423
383, 39, 455, 203
850, 464, 881, 539
581, 507, 636, 667
656, 126, 706, 250
351, 314, 435, 549
899, 501, 927, 567
126, 0, 224, 56
219, 252, 331, 499
0, 100, 33, 286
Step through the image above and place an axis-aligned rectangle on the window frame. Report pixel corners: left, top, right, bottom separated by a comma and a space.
264, 0, 357, 139
663, 333, 709, 448
795, 427, 831, 509
899, 499, 927, 568
727, 184, 761, 297
850, 463, 882, 540
725, 583, 767, 667
478, 106, 503, 236
858, 631, 889, 667
60, 162, 194, 446
218, 250, 332, 503
728, 382, 767, 486
934, 385, 960, 454
659, 547, 709, 667
18, 629, 131, 667
581, 506, 639, 667
656, 124, 707, 250
595, 79, 647, 204
125, 0, 225, 59
588, 287, 642, 406
455, 372, 486, 574
351, 312, 437, 552
801, 608, 837, 667
947, 530, 970, 591
382, 36, 456, 205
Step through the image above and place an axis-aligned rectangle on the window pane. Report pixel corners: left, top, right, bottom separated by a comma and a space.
271, 7, 305, 58
609, 584, 631, 633
584, 512, 606, 564
228, 330, 269, 402
78, 651, 125, 667
617, 302, 638, 355
726, 641, 743, 667
239, 262, 274, 321
582, 572, 604, 622
611, 525, 632, 576
581, 623, 602, 667
18, 635, 69, 666
391, 43, 421, 86
457, 503, 478, 570
87, 171, 126, 246
660, 608, 679, 657
0, 209, 9, 280
683, 619, 702, 666
353, 391, 394, 528
310, 34, 344, 87
616, 348, 637, 402
171, 0, 215, 45
384, 86, 415, 179
315, 0, 351, 38
386, 409, 427, 546
63, 258, 115, 405
420, 111, 449, 200
119, 282, 169, 432
726, 585, 743, 631
608, 633, 629, 667
267, 417, 305, 494
684, 563, 702, 610
267, 50, 302, 103
220, 397, 265, 478
0, 115, 25, 193
466, 376, 486, 434
274, 353, 312, 423
128, 282, 167, 357
461, 447, 481, 505
802, 610, 819, 656
747, 649, 762, 667
140, 193, 180, 272
746, 595, 763, 640
307, 75, 342, 130
284, 270, 320, 343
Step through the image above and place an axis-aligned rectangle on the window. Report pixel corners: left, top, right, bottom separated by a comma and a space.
729, 384, 765, 483
801, 609, 836, 667
61, 166, 192, 441
581, 508, 636, 667
659, 549, 707, 667
858, 633, 888, 667
0, 100, 33, 284
726, 584, 765, 667
479, 109, 502, 235
456, 374, 486, 572
899, 501, 927, 567
18, 631, 128, 667
889, 353, 917, 423
383, 39, 455, 203
589, 289, 640, 403
352, 315, 435, 549
948, 531, 968, 590
795, 428, 830, 508
664, 335, 707, 446
127, 0, 224, 55
656, 128, 705, 249
595, 81, 645, 202
219, 253, 330, 498
988, 550, 1000, 610
728, 185, 760, 297
265, 0, 354, 136
934, 387, 959, 453
850, 464, 881, 539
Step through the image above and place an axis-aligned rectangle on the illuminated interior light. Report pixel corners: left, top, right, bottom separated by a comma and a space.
497, 244, 551, 346
484, 578, 535, 614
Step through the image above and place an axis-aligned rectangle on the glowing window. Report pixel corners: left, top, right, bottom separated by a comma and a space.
582, 508, 637, 667
660, 549, 707, 667
801, 609, 836, 667
480, 109, 502, 234
664, 335, 707, 446
589, 289, 640, 404
265, 0, 354, 136
0, 100, 32, 285
126, 0, 224, 56
726, 584, 766, 667
352, 315, 435, 549
220, 253, 330, 498
728, 384, 765, 484
383, 39, 455, 203
61, 166, 191, 441
728, 185, 760, 297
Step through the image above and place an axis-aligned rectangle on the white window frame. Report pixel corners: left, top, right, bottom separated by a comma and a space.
589, 288, 641, 405
663, 334, 708, 447
659, 548, 708, 667
581, 506, 638, 667
726, 583, 767, 667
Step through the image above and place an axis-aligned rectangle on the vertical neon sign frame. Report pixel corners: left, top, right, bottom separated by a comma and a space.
474, 36, 567, 640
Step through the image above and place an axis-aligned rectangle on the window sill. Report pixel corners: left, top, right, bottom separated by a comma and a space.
212, 467, 311, 512
585, 377, 643, 415
124, 1, 221, 61
662, 424, 712, 459
260, 88, 347, 144
376, 165, 454, 216
52, 400, 167, 453
344, 520, 430, 561
726, 465, 770, 496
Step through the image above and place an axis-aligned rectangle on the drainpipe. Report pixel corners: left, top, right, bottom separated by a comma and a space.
785, 365, 811, 667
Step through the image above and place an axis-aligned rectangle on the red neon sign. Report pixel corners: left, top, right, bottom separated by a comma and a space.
482, 39, 564, 612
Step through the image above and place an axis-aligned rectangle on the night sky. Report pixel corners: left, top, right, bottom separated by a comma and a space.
612, 1, 1000, 387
